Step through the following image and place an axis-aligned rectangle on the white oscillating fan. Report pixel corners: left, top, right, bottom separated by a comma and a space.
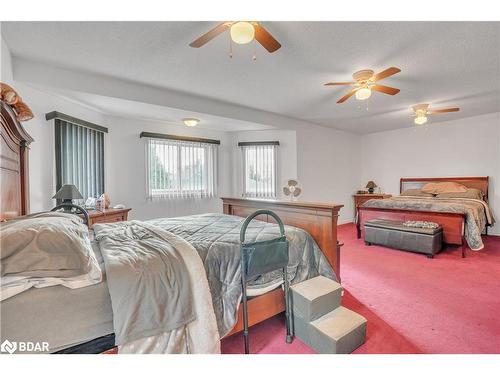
283, 179, 302, 201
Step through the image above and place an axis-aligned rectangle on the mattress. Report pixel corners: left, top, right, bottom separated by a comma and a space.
0, 242, 114, 353
0, 239, 281, 352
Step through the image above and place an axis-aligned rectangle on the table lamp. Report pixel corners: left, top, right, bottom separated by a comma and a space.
52, 184, 83, 204
366, 181, 377, 194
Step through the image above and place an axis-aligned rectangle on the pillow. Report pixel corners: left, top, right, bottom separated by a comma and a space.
421, 182, 468, 194
436, 188, 484, 200
0, 212, 94, 278
401, 189, 435, 197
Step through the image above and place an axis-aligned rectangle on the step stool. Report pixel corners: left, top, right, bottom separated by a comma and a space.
291, 276, 367, 354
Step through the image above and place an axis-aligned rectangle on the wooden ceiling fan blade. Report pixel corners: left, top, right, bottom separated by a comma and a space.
429, 107, 460, 114
337, 89, 358, 103
372, 67, 401, 82
254, 23, 281, 53
324, 82, 355, 86
371, 85, 400, 95
189, 22, 232, 48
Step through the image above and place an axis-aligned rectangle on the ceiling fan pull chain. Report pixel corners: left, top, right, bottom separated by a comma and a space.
229, 34, 233, 59
253, 39, 257, 61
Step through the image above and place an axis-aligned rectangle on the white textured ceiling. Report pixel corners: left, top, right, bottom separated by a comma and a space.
2, 21, 500, 133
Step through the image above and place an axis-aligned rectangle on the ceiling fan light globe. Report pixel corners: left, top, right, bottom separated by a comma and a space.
414, 116, 428, 125
230, 22, 255, 44
355, 88, 372, 101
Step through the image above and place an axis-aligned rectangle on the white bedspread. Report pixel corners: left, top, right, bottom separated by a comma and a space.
118, 226, 220, 354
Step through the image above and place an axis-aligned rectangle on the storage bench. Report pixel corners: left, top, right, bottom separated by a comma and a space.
364, 219, 443, 258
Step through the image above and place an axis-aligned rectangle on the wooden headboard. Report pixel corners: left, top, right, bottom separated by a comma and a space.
400, 176, 489, 202
1, 100, 33, 220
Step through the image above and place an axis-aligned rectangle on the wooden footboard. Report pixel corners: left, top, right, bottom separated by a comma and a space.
221, 197, 343, 278
221, 197, 344, 337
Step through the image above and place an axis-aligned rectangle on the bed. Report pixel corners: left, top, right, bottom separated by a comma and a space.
0, 97, 344, 353
357, 177, 494, 256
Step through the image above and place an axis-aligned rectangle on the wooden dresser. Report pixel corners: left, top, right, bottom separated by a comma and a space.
353, 193, 391, 219
86, 208, 131, 227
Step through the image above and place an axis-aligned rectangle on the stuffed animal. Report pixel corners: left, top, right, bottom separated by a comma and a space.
12, 101, 34, 122
0, 83, 19, 105
100, 192, 111, 209
0, 82, 34, 121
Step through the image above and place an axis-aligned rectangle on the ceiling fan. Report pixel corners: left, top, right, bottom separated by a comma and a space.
411, 103, 460, 125
189, 21, 281, 55
324, 67, 401, 103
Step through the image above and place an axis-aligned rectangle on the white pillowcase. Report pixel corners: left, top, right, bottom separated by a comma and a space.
0, 246, 102, 301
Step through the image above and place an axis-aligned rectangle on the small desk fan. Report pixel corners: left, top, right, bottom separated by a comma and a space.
283, 179, 302, 201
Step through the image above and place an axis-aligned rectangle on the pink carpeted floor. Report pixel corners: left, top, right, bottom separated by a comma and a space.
221, 223, 500, 354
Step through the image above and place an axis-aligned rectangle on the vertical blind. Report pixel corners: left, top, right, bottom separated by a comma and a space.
55, 119, 105, 201
241, 143, 278, 198
146, 138, 218, 199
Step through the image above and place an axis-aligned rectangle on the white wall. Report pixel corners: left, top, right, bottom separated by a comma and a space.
230, 130, 297, 199
104, 116, 232, 220
296, 126, 361, 224
229, 127, 361, 224
2, 36, 106, 213
360, 112, 500, 235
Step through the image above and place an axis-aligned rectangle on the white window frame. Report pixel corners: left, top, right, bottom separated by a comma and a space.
145, 136, 218, 200
240, 142, 279, 199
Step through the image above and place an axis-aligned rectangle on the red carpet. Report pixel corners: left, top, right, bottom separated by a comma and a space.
221, 223, 500, 354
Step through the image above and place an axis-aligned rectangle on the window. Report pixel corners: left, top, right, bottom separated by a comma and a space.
54, 117, 106, 201
145, 136, 218, 199
240, 142, 279, 198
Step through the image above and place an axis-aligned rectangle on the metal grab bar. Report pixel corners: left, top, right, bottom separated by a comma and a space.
239, 209, 293, 354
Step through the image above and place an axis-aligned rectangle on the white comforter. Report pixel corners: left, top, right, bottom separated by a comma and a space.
117, 225, 220, 354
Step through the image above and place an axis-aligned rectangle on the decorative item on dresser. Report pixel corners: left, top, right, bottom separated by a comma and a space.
353, 193, 392, 220
85, 207, 131, 227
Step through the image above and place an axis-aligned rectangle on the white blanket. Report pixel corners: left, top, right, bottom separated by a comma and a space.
118, 225, 220, 354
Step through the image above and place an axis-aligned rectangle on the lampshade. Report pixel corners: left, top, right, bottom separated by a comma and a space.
365, 181, 377, 189
52, 184, 83, 200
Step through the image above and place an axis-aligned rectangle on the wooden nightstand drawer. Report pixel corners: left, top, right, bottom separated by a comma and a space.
352, 194, 391, 220
86, 208, 131, 227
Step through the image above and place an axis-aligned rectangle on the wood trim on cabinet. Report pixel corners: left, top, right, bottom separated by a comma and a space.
1, 101, 33, 220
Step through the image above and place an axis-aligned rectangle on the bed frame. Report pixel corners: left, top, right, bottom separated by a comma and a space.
357, 176, 490, 257
221, 197, 343, 336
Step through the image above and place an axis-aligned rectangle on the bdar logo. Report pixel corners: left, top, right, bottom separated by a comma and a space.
1, 339, 17, 354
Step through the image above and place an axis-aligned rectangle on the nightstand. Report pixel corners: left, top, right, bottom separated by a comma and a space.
353, 194, 391, 220
85, 208, 131, 227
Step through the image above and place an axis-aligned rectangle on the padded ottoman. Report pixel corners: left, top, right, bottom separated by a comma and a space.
364, 219, 443, 258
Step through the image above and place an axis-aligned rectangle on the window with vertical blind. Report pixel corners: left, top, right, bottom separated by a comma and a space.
52, 114, 106, 201
143, 133, 219, 199
239, 141, 279, 198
